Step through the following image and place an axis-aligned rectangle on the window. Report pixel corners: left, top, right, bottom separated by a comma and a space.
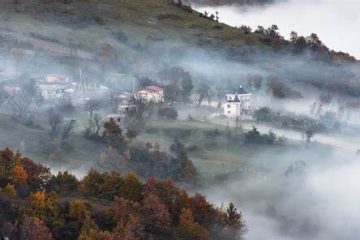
227, 104, 231, 108
228, 111, 231, 114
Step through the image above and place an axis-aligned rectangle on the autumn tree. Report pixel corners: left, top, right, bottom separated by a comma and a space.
21, 158, 52, 191
79, 169, 105, 197
140, 193, 171, 234
103, 118, 127, 153
48, 171, 78, 194
176, 208, 209, 240
113, 197, 144, 240
6, 215, 53, 240
222, 203, 246, 240
23, 191, 64, 236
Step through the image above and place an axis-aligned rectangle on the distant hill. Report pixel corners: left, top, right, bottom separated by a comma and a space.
183, 0, 275, 6
0, 0, 358, 98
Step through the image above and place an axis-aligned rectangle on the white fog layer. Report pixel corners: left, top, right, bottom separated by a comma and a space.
195, 0, 360, 58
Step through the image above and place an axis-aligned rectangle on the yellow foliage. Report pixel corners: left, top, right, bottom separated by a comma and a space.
3, 184, 16, 198
69, 199, 90, 219
11, 164, 28, 184
30, 191, 47, 207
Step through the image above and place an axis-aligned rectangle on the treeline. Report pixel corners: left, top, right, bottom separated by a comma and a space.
253, 107, 327, 133
236, 25, 357, 64
0, 148, 246, 240
182, 0, 274, 6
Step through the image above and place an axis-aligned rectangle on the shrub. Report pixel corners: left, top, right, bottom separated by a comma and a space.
158, 107, 178, 120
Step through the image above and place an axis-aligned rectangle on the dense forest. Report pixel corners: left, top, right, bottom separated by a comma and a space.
0, 148, 246, 240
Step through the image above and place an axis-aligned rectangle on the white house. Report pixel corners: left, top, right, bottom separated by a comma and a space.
37, 74, 74, 100
114, 92, 137, 115
136, 86, 164, 103
223, 86, 251, 118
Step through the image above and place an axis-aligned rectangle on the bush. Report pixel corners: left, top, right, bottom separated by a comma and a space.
244, 127, 281, 145
158, 106, 178, 120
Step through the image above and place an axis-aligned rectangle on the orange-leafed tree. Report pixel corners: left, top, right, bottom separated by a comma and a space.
140, 193, 171, 234
11, 164, 28, 185
175, 208, 209, 240
21, 157, 52, 191
19, 215, 53, 240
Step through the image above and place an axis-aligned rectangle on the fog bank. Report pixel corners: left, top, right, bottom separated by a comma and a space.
204, 147, 360, 240
195, 0, 360, 58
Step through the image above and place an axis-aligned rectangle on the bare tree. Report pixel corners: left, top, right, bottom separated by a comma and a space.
8, 94, 31, 121
85, 113, 104, 140
47, 108, 64, 137
84, 99, 101, 120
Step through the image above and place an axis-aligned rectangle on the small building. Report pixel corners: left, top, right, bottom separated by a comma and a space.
137, 86, 164, 103
223, 86, 251, 118
114, 92, 137, 115
37, 74, 74, 100
3, 85, 21, 96
45, 74, 70, 84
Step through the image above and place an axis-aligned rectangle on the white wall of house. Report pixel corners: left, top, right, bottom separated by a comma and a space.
224, 102, 241, 117
223, 93, 252, 118
137, 90, 164, 103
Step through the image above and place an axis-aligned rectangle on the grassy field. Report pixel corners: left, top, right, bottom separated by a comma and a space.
144, 119, 279, 176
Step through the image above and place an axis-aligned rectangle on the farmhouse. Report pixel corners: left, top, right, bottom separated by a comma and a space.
114, 92, 137, 115
37, 74, 75, 100
223, 86, 251, 118
137, 85, 164, 103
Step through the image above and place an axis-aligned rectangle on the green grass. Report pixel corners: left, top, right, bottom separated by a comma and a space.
0, 0, 260, 59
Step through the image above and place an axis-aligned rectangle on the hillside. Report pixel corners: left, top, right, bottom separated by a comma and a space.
184, 0, 274, 6
0, 0, 261, 57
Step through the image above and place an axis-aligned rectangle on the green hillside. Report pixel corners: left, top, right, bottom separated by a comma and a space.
0, 0, 261, 59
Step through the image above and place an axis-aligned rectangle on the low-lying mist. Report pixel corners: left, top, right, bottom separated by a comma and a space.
203, 146, 360, 240
1, 3, 360, 239
195, 0, 360, 58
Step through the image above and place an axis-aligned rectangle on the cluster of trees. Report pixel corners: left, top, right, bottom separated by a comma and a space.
253, 107, 327, 133
96, 118, 197, 184
169, 0, 193, 13
160, 66, 194, 104
244, 126, 285, 145
251, 25, 357, 63
40, 107, 77, 160
1, 77, 44, 127
266, 76, 303, 99
0, 148, 246, 240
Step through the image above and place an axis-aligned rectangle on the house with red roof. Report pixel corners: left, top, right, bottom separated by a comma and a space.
136, 85, 164, 103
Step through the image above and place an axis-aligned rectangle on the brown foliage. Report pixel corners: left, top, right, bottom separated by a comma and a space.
140, 193, 171, 233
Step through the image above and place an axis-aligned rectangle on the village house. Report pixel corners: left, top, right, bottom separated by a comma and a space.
114, 92, 137, 115
37, 74, 75, 100
223, 86, 251, 118
3, 85, 22, 96
136, 86, 164, 103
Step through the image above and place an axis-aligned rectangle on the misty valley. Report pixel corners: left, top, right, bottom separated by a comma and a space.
0, 0, 360, 240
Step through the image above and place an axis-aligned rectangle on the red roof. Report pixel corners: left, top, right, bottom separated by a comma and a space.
145, 86, 163, 92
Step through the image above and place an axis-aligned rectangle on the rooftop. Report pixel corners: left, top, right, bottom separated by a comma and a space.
145, 85, 163, 93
